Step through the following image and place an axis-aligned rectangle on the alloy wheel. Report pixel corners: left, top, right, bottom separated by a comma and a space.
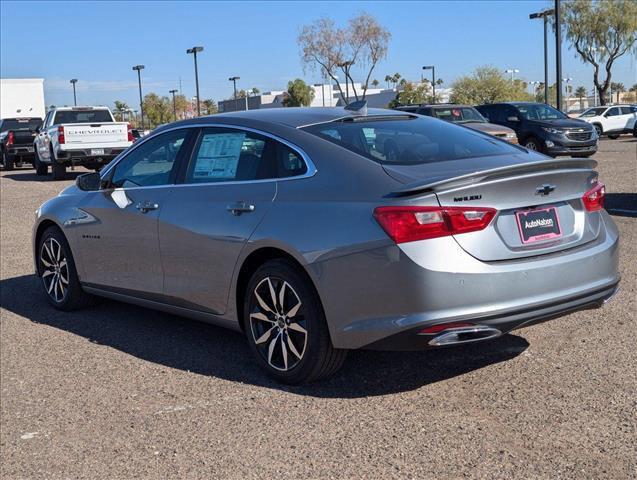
40, 237, 69, 302
525, 140, 537, 150
249, 277, 307, 372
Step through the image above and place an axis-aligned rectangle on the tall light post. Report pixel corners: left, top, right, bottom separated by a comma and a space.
132, 65, 145, 130
529, 80, 541, 96
422, 65, 436, 104
169, 89, 178, 121
504, 68, 520, 82
228, 76, 240, 111
186, 46, 203, 117
70, 79, 78, 106
555, 0, 563, 111
530, 8, 555, 105
562, 76, 572, 111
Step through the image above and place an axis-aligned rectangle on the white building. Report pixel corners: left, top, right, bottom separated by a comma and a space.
0, 78, 45, 119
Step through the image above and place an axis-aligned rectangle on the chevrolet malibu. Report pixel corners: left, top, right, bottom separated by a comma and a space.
33, 105, 620, 384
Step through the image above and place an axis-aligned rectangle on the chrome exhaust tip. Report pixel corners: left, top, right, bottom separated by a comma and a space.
428, 325, 502, 347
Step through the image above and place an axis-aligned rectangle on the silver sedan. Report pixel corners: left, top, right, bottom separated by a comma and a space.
33, 105, 620, 384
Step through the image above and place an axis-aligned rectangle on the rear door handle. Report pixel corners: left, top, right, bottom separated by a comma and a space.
227, 201, 255, 216
136, 201, 159, 213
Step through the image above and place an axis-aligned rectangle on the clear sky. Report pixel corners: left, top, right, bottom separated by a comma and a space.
1, 0, 635, 108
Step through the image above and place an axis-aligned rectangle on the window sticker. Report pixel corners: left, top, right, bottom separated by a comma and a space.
193, 132, 246, 180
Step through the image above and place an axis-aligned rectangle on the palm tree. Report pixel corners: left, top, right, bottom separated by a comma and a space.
574, 86, 587, 110
371, 79, 380, 88
392, 73, 402, 88
610, 82, 625, 103
384, 75, 392, 89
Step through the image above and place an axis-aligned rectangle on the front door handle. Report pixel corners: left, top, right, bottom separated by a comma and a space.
136, 201, 159, 213
227, 201, 255, 216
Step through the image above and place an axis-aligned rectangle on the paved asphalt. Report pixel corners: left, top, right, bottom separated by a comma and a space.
1, 137, 635, 479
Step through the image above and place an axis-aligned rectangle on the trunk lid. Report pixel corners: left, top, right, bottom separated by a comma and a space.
10, 129, 37, 145
62, 122, 128, 145
384, 156, 601, 261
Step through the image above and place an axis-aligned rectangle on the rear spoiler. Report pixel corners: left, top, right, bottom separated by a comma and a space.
388, 158, 598, 197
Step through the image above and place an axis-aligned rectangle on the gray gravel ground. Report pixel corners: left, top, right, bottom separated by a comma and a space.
1, 138, 636, 479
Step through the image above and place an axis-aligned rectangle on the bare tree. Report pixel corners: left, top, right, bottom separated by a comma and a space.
299, 13, 390, 104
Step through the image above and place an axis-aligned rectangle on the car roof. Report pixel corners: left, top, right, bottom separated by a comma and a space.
162, 107, 412, 129
53, 106, 110, 111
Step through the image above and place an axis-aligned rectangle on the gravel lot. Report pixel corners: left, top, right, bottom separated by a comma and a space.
1, 138, 635, 479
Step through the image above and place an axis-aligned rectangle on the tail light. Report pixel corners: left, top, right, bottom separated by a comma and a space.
57, 126, 65, 144
7, 131, 14, 146
582, 183, 605, 211
374, 206, 496, 244
127, 123, 134, 142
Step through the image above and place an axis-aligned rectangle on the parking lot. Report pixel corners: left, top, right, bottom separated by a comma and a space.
1, 137, 635, 479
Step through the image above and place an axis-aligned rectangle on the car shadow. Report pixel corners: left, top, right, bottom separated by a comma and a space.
1, 274, 529, 398
1, 171, 87, 182
605, 193, 637, 218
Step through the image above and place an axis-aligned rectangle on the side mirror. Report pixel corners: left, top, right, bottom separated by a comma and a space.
76, 172, 101, 191
506, 116, 520, 122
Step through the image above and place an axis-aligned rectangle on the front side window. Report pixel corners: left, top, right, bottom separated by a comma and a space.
302, 116, 520, 165
580, 107, 607, 117
109, 129, 188, 188
606, 107, 621, 117
515, 104, 567, 120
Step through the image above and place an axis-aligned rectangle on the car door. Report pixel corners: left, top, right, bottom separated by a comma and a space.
158, 127, 303, 315
620, 106, 636, 130
604, 107, 622, 131
74, 128, 194, 296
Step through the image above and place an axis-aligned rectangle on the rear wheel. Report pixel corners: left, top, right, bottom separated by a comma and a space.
51, 160, 66, 180
37, 226, 95, 311
34, 149, 48, 176
243, 259, 347, 384
523, 137, 544, 153
608, 134, 620, 140
2, 152, 15, 170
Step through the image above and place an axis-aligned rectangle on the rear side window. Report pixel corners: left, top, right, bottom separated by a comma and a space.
54, 110, 113, 124
620, 107, 633, 114
302, 116, 520, 165
185, 128, 308, 183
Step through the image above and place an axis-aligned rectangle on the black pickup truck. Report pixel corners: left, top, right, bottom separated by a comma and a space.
0, 117, 43, 170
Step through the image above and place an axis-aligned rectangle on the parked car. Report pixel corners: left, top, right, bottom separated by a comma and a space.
34, 106, 133, 180
394, 104, 518, 143
476, 102, 598, 157
33, 106, 619, 384
577, 105, 637, 139
0, 117, 42, 170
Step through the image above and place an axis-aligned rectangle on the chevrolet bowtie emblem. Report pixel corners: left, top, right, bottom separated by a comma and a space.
536, 184, 556, 196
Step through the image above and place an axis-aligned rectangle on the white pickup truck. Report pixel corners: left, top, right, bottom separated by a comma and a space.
34, 106, 133, 179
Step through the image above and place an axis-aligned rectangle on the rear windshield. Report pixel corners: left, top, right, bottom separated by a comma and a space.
1, 118, 42, 132
53, 109, 113, 124
579, 107, 607, 117
301, 116, 520, 165
433, 107, 485, 123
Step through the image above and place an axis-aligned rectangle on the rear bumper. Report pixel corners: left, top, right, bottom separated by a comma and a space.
5, 145, 35, 158
53, 147, 126, 165
314, 212, 619, 350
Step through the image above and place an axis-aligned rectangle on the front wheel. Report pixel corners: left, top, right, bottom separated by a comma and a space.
608, 134, 620, 140
593, 124, 603, 137
37, 226, 95, 310
523, 137, 544, 153
51, 161, 66, 180
34, 149, 48, 175
243, 259, 347, 384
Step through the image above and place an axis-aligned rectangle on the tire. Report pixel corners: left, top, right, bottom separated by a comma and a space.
2, 152, 15, 170
37, 226, 96, 311
593, 124, 603, 137
51, 161, 66, 180
608, 134, 620, 140
243, 259, 347, 384
34, 149, 48, 176
523, 137, 544, 153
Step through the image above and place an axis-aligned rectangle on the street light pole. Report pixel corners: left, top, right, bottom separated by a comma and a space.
186, 46, 204, 117
555, 0, 563, 111
422, 66, 436, 104
169, 89, 178, 121
530, 8, 555, 105
70, 79, 78, 106
132, 65, 145, 130
229, 76, 240, 111
505, 68, 520, 82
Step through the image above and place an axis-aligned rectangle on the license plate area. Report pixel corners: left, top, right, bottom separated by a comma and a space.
91, 148, 105, 156
516, 206, 562, 244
